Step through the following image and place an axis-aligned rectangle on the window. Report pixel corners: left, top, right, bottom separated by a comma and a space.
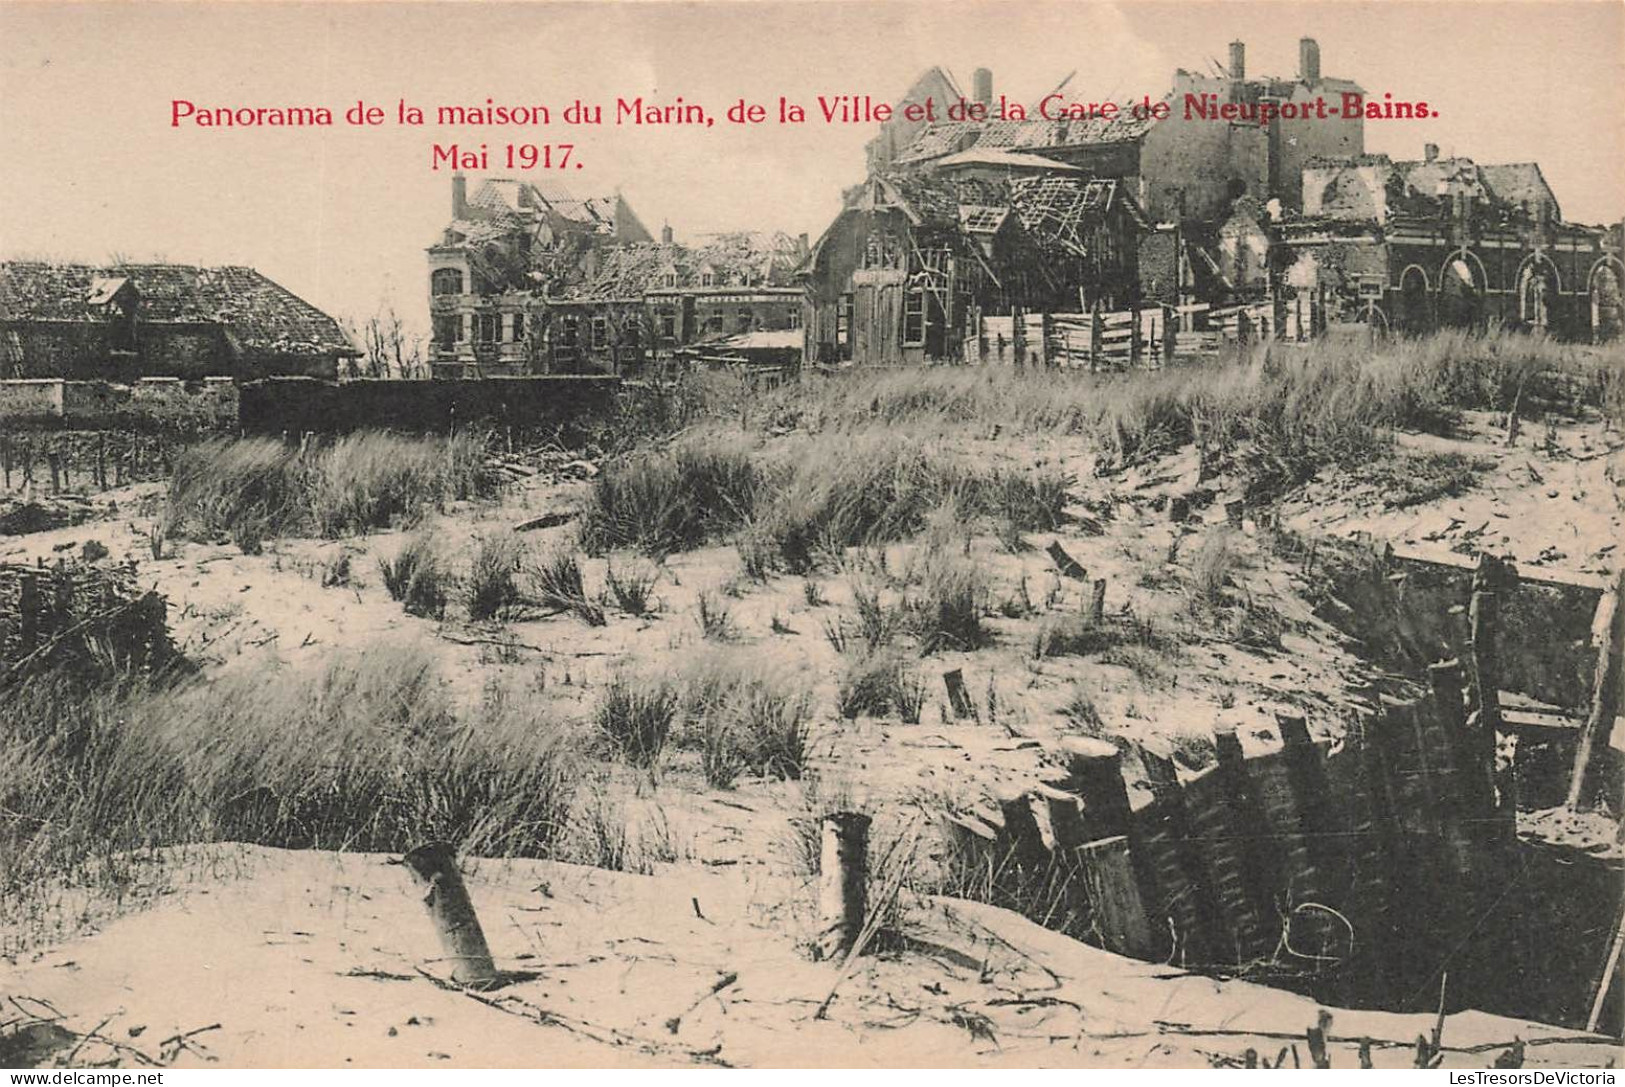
706, 312, 724, 334
700, 271, 715, 287
659, 308, 677, 340
591, 315, 609, 348
788, 307, 801, 330
737, 308, 754, 333
836, 294, 852, 347
560, 315, 579, 348
511, 313, 524, 342
476, 314, 501, 343
903, 288, 926, 346
663, 273, 677, 288
431, 268, 465, 296
622, 319, 641, 349
433, 314, 460, 350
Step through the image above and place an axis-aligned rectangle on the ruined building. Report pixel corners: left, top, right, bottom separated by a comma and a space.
0, 261, 356, 381
810, 37, 1623, 361
1278, 150, 1623, 338
802, 172, 1147, 365
427, 175, 804, 376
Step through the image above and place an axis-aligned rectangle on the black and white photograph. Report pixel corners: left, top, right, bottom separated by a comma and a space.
1, 0, 1623, 1071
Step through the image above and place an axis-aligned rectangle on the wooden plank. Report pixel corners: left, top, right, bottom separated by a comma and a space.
1075, 836, 1156, 959
1568, 571, 1625, 810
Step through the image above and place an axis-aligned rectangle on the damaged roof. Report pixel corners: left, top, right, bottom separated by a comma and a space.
0, 261, 355, 355
877, 171, 1148, 245
1304, 153, 1562, 221
558, 232, 805, 301
895, 106, 1157, 167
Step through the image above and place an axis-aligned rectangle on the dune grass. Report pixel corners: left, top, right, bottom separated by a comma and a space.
166, 430, 496, 545
0, 647, 582, 950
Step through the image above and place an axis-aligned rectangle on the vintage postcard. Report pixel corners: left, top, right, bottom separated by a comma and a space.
1, 0, 1622, 1073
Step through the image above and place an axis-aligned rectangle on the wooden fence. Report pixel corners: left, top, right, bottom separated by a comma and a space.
972, 296, 1319, 371
938, 556, 1622, 1026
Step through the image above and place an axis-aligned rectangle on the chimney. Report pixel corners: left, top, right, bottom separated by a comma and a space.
797, 232, 810, 257
452, 172, 468, 219
1424, 143, 1439, 163
1229, 40, 1246, 82
1299, 37, 1320, 83
973, 67, 993, 108
661, 223, 674, 246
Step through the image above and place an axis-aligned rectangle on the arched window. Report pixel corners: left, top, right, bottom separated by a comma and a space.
431, 268, 465, 296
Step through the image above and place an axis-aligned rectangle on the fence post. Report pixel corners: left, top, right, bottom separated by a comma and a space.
47, 451, 61, 495
1162, 305, 1177, 365
1568, 571, 1625, 810
400, 841, 500, 988
818, 812, 871, 960
1089, 305, 1102, 373
1129, 304, 1142, 366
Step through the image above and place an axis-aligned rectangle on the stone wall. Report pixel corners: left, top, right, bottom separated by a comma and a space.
238, 375, 620, 437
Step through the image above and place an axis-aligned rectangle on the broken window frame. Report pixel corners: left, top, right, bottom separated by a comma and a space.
903, 286, 927, 346
431, 268, 465, 296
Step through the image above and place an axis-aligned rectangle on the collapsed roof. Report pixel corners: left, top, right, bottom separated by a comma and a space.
0, 261, 356, 356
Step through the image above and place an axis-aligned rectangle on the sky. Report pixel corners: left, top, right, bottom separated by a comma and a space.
2, 0, 1622, 343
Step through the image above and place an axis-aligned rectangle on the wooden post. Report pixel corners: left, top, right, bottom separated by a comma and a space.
96, 432, 107, 491
1467, 586, 1514, 827
1089, 305, 1102, 373
994, 787, 1050, 877
818, 812, 871, 961
1046, 540, 1088, 581
1040, 311, 1053, 369
1060, 736, 1132, 840
400, 842, 499, 988
1077, 836, 1155, 958
1129, 305, 1142, 367
943, 668, 977, 721
1568, 571, 1625, 811
47, 451, 61, 495
2, 435, 10, 490
1035, 783, 1087, 852
1089, 579, 1107, 624
1138, 749, 1220, 964
1161, 305, 1177, 365
1225, 498, 1244, 528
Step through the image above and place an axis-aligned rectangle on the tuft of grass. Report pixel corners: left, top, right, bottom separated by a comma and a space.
466, 531, 525, 621
849, 576, 900, 652
527, 549, 606, 625
595, 673, 678, 768
580, 431, 763, 555
1167, 729, 1218, 771
836, 650, 927, 723
903, 551, 989, 655
1060, 687, 1108, 736
695, 591, 736, 641
679, 653, 817, 786
380, 530, 449, 619
605, 559, 658, 616
1188, 529, 1245, 610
